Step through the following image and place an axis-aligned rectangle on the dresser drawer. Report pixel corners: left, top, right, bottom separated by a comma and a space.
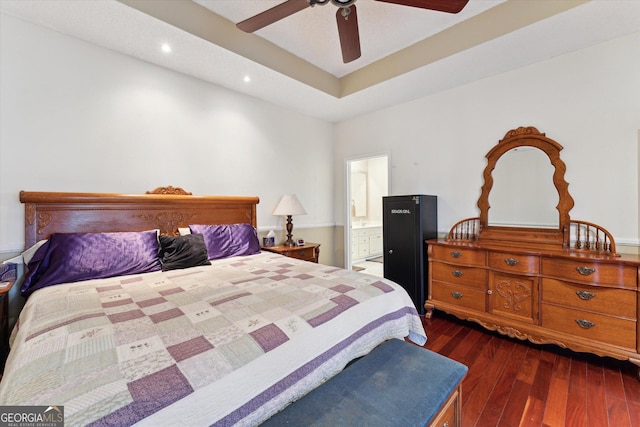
432, 281, 486, 312
281, 248, 316, 262
431, 246, 485, 267
431, 262, 487, 290
428, 388, 458, 427
542, 258, 637, 287
542, 278, 636, 319
541, 304, 636, 350
488, 252, 539, 274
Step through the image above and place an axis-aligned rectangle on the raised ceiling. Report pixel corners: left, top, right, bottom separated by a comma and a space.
1, 0, 639, 122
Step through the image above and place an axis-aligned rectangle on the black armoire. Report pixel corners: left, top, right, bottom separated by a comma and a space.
383, 195, 437, 314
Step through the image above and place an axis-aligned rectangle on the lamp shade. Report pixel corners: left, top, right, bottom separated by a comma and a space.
273, 194, 307, 216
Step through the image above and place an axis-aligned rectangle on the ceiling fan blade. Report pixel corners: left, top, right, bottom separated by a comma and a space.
237, 0, 310, 33
336, 5, 361, 63
375, 0, 469, 14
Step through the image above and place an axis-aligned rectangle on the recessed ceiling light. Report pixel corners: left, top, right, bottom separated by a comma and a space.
161, 43, 172, 53
243, 75, 251, 83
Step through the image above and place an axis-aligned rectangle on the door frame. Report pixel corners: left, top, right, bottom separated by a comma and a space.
344, 153, 390, 271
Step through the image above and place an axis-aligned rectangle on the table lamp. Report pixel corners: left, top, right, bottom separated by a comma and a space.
273, 194, 307, 246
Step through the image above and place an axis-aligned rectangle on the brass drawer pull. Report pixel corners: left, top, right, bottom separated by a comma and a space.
504, 258, 519, 266
576, 266, 596, 276
576, 319, 595, 329
452, 270, 463, 277
299, 251, 306, 257
451, 251, 462, 258
576, 290, 596, 301
451, 291, 463, 299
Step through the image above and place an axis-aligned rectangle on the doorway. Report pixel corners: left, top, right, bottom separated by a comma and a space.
345, 155, 389, 276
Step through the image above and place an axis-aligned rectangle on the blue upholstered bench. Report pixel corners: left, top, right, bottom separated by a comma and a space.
262, 338, 468, 427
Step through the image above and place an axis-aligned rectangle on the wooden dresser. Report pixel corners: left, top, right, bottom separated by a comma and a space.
425, 127, 640, 377
427, 242, 640, 370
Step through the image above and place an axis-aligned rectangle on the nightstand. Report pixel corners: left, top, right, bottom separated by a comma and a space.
263, 243, 321, 263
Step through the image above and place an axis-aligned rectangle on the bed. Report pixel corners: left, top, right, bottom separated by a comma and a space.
0, 187, 426, 426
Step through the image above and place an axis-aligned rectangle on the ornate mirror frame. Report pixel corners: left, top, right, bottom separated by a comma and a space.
476, 126, 575, 249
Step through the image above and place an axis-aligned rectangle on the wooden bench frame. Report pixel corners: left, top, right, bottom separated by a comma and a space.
262, 339, 468, 427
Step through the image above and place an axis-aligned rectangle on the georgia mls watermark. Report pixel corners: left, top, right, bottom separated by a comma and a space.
0, 406, 64, 427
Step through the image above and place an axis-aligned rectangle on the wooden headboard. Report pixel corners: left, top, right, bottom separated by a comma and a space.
20, 186, 259, 248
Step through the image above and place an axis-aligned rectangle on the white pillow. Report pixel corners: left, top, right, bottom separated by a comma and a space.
21, 240, 48, 265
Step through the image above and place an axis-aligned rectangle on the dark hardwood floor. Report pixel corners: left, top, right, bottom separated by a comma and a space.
420, 312, 640, 427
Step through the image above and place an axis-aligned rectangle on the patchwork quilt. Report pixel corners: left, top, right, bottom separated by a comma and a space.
0, 252, 426, 426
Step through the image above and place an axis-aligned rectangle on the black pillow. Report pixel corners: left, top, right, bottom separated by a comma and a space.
158, 233, 211, 271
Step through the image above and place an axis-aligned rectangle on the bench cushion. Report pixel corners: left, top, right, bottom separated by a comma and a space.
262, 338, 468, 426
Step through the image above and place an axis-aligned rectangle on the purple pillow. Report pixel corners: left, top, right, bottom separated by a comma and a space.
21, 230, 161, 296
189, 223, 260, 260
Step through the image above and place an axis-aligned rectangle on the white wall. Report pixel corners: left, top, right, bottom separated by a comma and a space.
0, 14, 334, 255
335, 32, 640, 248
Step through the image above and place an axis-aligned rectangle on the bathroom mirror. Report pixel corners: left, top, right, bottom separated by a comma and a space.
351, 171, 367, 217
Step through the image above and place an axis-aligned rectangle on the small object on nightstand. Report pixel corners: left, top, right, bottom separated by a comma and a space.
263, 236, 275, 247
296, 238, 305, 246
263, 230, 276, 247
263, 242, 320, 263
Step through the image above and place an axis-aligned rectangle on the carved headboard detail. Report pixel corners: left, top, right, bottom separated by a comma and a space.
20, 188, 259, 248
146, 186, 192, 195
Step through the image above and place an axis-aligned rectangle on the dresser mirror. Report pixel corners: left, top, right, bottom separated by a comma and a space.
476, 126, 574, 248
428, 126, 636, 379
488, 146, 558, 229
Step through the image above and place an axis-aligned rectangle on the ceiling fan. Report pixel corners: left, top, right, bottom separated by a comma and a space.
236, 0, 470, 63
